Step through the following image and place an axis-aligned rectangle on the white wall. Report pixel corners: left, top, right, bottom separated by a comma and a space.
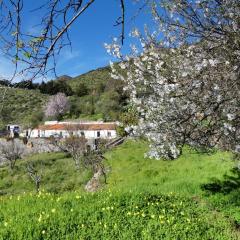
30, 129, 117, 139
30, 129, 40, 138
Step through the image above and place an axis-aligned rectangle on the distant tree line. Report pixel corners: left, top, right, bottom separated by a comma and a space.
0, 79, 74, 96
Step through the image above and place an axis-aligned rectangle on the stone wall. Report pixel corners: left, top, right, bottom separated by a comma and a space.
0, 138, 61, 167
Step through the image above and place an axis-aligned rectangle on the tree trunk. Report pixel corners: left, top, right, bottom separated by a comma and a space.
36, 181, 40, 193
10, 159, 16, 170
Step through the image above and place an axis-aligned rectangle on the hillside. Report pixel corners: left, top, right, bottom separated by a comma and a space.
69, 66, 112, 90
0, 87, 48, 129
0, 140, 239, 239
67, 65, 127, 121
0, 140, 235, 195
0, 65, 127, 129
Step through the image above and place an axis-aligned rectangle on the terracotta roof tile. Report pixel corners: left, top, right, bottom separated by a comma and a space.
37, 123, 116, 131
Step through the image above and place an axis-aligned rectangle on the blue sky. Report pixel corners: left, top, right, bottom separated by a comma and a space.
0, 0, 152, 81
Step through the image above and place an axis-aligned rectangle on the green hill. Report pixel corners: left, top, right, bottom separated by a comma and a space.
69, 66, 113, 90
0, 140, 239, 239
0, 87, 48, 129
67, 65, 127, 121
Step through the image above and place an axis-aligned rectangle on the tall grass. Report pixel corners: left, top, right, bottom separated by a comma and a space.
0, 152, 91, 195
105, 140, 235, 195
0, 191, 237, 240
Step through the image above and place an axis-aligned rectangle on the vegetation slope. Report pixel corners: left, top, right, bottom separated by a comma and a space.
67, 65, 127, 121
0, 87, 48, 129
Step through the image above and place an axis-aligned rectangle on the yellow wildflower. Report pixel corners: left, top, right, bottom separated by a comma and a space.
38, 214, 42, 222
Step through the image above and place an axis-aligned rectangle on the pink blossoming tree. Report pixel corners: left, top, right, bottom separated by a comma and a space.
44, 93, 70, 120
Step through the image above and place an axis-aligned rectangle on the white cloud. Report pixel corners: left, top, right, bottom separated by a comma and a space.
57, 49, 81, 65
0, 56, 16, 80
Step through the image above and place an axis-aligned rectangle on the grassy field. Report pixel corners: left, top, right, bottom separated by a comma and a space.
0, 140, 239, 239
106, 140, 234, 194
0, 152, 92, 195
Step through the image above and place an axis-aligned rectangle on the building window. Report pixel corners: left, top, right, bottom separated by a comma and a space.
94, 139, 99, 150
107, 131, 111, 137
81, 131, 85, 137
97, 131, 100, 137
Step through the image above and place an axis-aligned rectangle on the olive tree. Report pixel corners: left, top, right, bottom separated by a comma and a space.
26, 163, 42, 193
59, 136, 87, 170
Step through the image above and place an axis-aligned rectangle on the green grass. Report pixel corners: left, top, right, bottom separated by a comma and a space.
105, 140, 234, 195
0, 140, 239, 239
1, 140, 234, 196
0, 152, 91, 195
0, 191, 237, 240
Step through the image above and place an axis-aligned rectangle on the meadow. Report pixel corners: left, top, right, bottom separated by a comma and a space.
0, 140, 239, 239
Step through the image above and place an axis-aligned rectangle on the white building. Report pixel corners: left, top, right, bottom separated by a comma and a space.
6, 124, 20, 137
29, 121, 118, 139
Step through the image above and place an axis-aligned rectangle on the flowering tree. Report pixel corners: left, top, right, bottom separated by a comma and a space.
106, 0, 240, 159
59, 136, 88, 170
0, 139, 25, 169
44, 93, 70, 120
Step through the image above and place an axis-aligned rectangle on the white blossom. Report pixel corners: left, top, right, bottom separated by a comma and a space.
44, 93, 69, 119
106, 0, 240, 160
